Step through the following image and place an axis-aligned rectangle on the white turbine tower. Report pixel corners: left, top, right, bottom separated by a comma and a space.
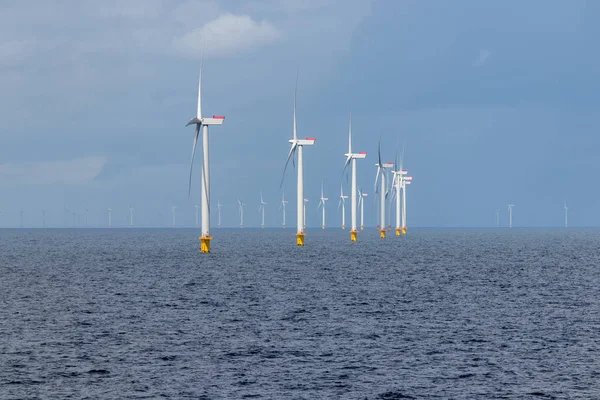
172, 206, 177, 228
108, 208, 112, 228
238, 199, 246, 228
42, 209, 46, 228
217, 201, 223, 228
392, 148, 407, 236
186, 50, 225, 253
358, 189, 368, 230
129, 205, 134, 228
402, 175, 413, 234
194, 205, 200, 228
374, 142, 394, 238
279, 192, 288, 228
259, 192, 267, 228
342, 114, 367, 242
317, 182, 328, 229
280, 76, 316, 246
496, 208, 500, 227
337, 185, 348, 230
564, 202, 568, 228
508, 204, 514, 228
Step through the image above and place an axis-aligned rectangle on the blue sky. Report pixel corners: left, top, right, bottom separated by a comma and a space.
0, 0, 598, 228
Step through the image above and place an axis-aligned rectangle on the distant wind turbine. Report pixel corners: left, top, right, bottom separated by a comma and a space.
129, 204, 134, 227
259, 192, 267, 228
564, 202, 568, 228
358, 189, 368, 230
337, 184, 348, 230
279, 192, 288, 228
238, 199, 246, 228
342, 113, 366, 242
42, 208, 46, 228
108, 208, 112, 227
280, 74, 316, 246
217, 201, 223, 228
186, 46, 225, 253
496, 208, 500, 227
508, 204, 514, 228
374, 140, 394, 238
85, 207, 89, 227
317, 181, 328, 229
20, 210, 24, 228
172, 206, 177, 228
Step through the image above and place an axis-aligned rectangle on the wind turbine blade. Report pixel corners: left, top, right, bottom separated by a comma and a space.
293, 71, 298, 141
197, 45, 204, 119
280, 143, 297, 189
374, 167, 381, 193
188, 124, 200, 197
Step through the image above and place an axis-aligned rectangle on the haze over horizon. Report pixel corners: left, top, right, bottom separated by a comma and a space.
1, 0, 599, 228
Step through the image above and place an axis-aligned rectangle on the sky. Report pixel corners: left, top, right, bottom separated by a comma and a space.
1, 0, 599, 228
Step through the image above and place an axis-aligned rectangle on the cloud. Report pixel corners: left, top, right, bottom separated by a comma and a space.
473, 49, 491, 67
0, 156, 107, 186
174, 13, 282, 58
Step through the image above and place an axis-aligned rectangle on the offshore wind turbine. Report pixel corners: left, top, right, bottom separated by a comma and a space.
217, 201, 223, 228
392, 147, 407, 236
337, 185, 348, 230
279, 192, 288, 228
20, 210, 24, 228
172, 206, 177, 228
508, 204, 514, 228
42, 209, 46, 228
194, 205, 200, 228
342, 114, 367, 241
374, 141, 394, 238
108, 208, 112, 227
259, 192, 267, 228
303, 198, 309, 229
238, 199, 246, 228
186, 49, 225, 253
358, 189, 368, 230
317, 182, 328, 229
564, 202, 568, 228
280, 76, 316, 246
496, 208, 500, 227
402, 175, 413, 234
129, 205, 134, 227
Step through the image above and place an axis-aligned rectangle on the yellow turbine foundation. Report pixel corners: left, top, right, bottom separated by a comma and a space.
360, 225, 364, 230
350, 230, 358, 242
395, 228, 401, 236
402, 227, 407, 234
296, 232, 305, 246
322, 225, 325, 230
200, 235, 212, 253
380, 229, 386, 239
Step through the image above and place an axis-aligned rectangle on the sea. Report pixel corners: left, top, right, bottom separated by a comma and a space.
1, 228, 599, 399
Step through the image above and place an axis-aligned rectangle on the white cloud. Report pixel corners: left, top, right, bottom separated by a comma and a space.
0, 156, 107, 186
174, 13, 282, 58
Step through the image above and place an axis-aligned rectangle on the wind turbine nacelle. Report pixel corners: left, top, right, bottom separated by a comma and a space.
363, 193, 368, 197
405, 176, 413, 181
297, 138, 316, 146
351, 152, 367, 159
203, 116, 225, 125
382, 162, 394, 168
401, 170, 408, 175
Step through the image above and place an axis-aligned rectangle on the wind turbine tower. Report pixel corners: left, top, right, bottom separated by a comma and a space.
279, 193, 288, 228
496, 208, 500, 227
342, 114, 367, 241
402, 175, 412, 234
358, 189, 368, 230
375, 142, 394, 238
564, 202, 568, 228
20, 210, 24, 228
108, 208, 112, 227
280, 77, 316, 246
172, 206, 177, 228
42, 209, 46, 228
217, 201, 223, 228
238, 199, 246, 228
186, 50, 225, 253
318, 182, 328, 229
129, 205, 134, 228
338, 185, 348, 230
259, 192, 267, 228
508, 204, 514, 228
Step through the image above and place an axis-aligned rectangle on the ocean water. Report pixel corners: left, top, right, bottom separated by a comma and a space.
1, 228, 600, 399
